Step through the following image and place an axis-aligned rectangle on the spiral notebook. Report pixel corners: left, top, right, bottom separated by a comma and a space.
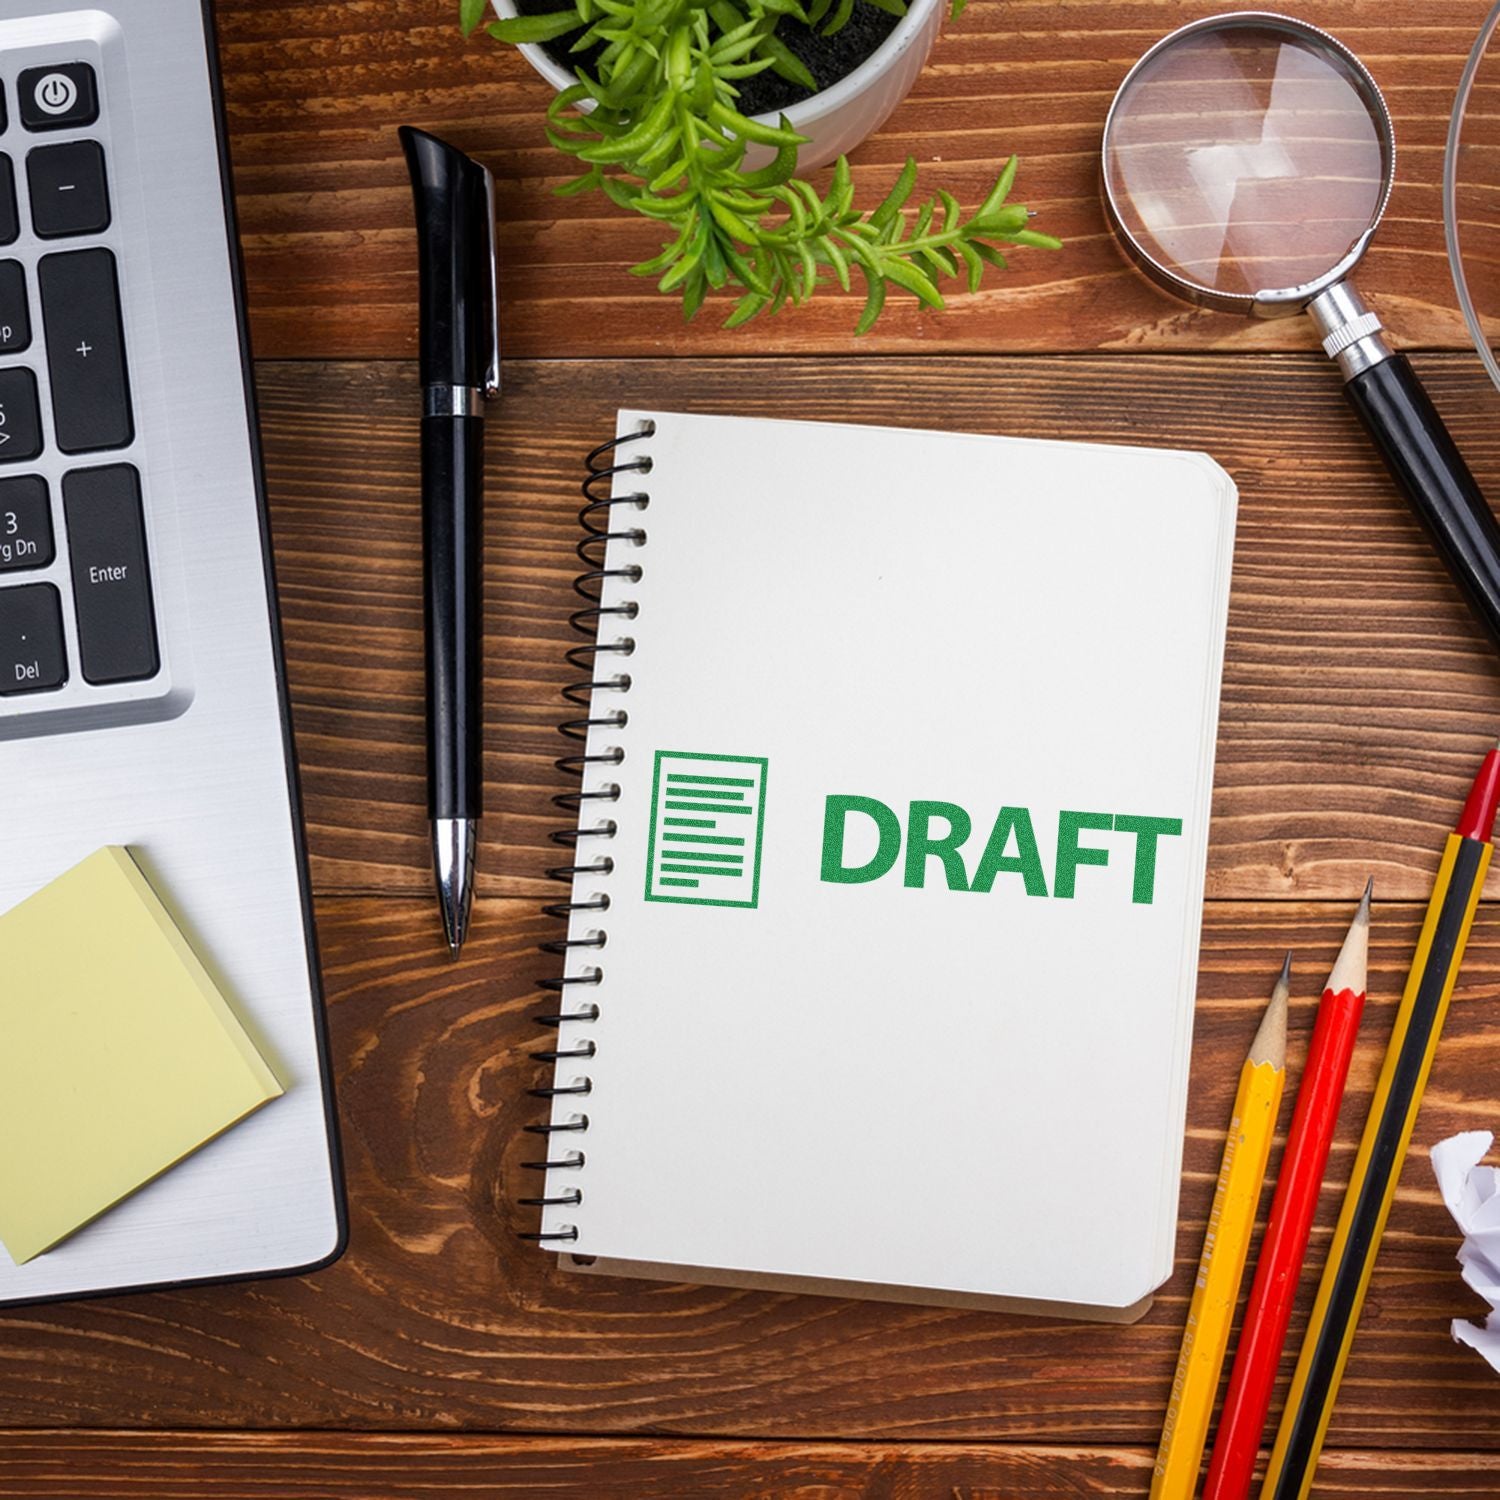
529, 410, 1237, 1320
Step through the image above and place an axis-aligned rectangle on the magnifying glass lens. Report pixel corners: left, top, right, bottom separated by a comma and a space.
1104, 22, 1390, 297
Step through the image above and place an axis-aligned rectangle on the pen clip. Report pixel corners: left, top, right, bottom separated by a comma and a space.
482, 163, 501, 401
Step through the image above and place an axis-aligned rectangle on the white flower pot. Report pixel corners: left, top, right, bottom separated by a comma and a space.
492, 0, 943, 171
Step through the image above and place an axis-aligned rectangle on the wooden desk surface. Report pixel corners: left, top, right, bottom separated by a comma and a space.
4, 2, 1500, 1496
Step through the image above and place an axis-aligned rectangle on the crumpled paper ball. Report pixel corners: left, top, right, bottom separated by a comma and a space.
1431, 1131, 1500, 1372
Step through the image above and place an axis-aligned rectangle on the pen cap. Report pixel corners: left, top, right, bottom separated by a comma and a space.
399, 127, 497, 392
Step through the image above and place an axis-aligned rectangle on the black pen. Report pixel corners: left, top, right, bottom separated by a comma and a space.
400, 128, 499, 955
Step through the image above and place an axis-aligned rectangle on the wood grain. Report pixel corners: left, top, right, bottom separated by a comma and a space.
256, 353, 1500, 903
215, 0, 1492, 360
2, 1433, 1498, 1498
0, 895, 1495, 1444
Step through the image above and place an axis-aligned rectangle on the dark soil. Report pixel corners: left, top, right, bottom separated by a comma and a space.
510, 0, 901, 117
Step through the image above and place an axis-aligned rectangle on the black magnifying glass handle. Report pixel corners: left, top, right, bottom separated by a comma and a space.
1314, 284, 1500, 650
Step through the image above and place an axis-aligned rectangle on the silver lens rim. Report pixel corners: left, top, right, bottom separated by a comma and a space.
1100, 10, 1395, 317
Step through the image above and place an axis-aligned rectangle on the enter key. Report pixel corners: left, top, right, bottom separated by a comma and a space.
63, 464, 159, 684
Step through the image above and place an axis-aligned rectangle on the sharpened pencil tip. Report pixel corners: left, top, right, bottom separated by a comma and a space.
1250, 957, 1291, 1068
1326, 881, 1373, 997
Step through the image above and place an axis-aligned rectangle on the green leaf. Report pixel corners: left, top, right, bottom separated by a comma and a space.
970, 203, 1028, 234
658, 224, 705, 291
976, 156, 1018, 220
682, 269, 708, 320
709, 196, 760, 244
738, 137, 800, 190
639, 131, 685, 172
631, 218, 695, 275
869, 157, 918, 231
761, 34, 816, 91
1006, 228, 1062, 250
648, 156, 691, 191
824, 154, 854, 219
487, 11, 582, 43
708, 100, 806, 147
972, 241, 1008, 269
702, 231, 728, 288
919, 245, 959, 278
577, 89, 675, 162
793, 178, 824, 221
547, 82, 594, 119
719, 235, 771, 293
633, 188, 699, 217
956, 239, 984, 292
823, 235, 850, 290
796, 239, 818, 298
722, 290, 769, 328
600, 173, 640, 209
854, 269, 886, 335
880, 254, 944, 308
660, 256, 700, 294
460, 0, 490, 37
554, 167, 604, 197
718, 190, 776, 212
719, 59, 779, 80
822, 0, 854, 34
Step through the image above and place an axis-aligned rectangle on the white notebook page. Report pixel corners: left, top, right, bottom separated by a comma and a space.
540, 410, 1237, 1312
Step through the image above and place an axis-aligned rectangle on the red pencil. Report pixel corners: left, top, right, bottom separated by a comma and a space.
1201, 880, 1372, 1500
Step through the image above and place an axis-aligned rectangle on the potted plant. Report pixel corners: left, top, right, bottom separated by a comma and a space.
461, 0, 1057, 330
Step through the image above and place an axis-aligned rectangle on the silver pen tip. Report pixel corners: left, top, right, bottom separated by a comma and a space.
433, 817, 477, 957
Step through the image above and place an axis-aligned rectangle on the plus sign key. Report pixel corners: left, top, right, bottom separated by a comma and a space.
18, 64, 98, 132
0, 583, 66, 695
39, 248, 132, 453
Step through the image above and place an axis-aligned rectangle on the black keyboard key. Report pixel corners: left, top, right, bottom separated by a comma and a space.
19, 64, 98, 132
0, 476, 52, 571
0, 262, 29, 354
0, 157, 15, 247
0, 369, 42, 464
0, 82, 8, 135
0, 582, 66, 694
64, 465, 158, 683
39, 248, 132, 453
28, 141, 110, 238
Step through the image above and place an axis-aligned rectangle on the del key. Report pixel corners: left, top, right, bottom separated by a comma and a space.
63, 464, 158, 684
40, 247, 133, 453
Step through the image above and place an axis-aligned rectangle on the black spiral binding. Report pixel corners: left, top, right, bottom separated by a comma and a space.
518, 420, 654, 1246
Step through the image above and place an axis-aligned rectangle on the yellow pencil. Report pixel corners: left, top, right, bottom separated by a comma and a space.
1152, 956, 1289, 1500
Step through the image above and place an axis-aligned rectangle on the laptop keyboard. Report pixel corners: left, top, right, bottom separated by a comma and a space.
0, 59, 159, 699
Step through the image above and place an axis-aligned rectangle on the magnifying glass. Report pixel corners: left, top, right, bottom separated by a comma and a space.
1103, 11, 1500, 649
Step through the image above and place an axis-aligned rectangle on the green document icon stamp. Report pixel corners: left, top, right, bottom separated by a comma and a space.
644, 751, 769, 908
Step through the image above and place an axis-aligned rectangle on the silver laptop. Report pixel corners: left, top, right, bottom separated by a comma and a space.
0, 0, 345, 1303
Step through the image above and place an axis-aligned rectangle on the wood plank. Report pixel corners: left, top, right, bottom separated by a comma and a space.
255, 354, 1500, 903
2, 1432, 1498, 1498
215, 0, 1489, 360
0, 896, 1495, 1442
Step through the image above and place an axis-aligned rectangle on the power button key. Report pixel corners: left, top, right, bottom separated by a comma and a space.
18, 64, 98, 132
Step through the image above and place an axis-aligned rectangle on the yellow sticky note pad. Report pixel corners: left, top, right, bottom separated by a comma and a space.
0, 847, 282, 1264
